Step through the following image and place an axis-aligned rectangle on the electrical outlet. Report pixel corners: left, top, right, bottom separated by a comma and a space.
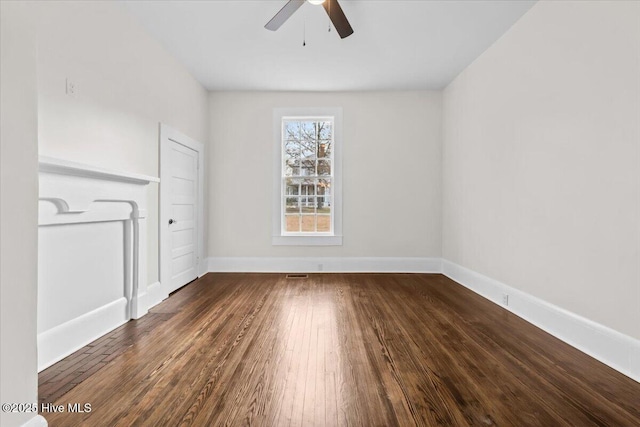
502, 293, 509, 306
318, 263, 324, 271
66, 78, 77, 97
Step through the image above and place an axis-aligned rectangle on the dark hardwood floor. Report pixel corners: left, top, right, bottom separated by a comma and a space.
39, 273, 640, 426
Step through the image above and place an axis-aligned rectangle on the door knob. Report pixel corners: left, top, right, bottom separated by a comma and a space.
169, 219, 176, 225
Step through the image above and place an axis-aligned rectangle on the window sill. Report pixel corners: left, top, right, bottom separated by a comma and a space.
272, 235, 343, 246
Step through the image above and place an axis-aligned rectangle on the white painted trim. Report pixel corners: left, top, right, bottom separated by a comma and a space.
207, 257, 442, 273
39, 155, 158, 185
38, 158, 154, 370
271, 235, 343, 246
198, 260, 208, 278
272, 107, 343, 246
143, 281, 164, 310
159, 123, 205, 298
21, 415, 48, 427
37, 298, 129, 371
442, 260, 640, 383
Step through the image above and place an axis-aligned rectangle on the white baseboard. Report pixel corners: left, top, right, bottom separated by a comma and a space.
21, 415, 48, 427
37, 298, 129, 372
144, 281, 166, 310
207, 257, 442, 273
198, 261, 209, 278
37, 281, 166, 372
442, 260, 640, 383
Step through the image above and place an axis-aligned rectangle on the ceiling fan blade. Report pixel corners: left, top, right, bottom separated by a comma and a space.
265, 0, 305, 31
322, 0, 354, 39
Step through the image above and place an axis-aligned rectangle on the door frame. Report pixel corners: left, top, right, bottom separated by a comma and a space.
159, 123, 205, 299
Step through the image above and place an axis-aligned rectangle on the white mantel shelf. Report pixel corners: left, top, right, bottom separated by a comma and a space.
39, 155, 159, 185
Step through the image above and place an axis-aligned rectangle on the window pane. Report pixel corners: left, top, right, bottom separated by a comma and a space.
284, 138, 301, 177
318, 179, 331, 201
301, 147, 316, 164
284, 121, 301, 139
285, 178, 301, 195
318, 140, 332, 158
299, 121, 316, 138
318, 122, 332, 140
285, 159, 299, 177
317, 160, 331, 176
301, 179, 315, 196
300, 159, 316, 176
317, 200, 331, 214
300, 122, 317, 163
285, 197, 300, 213
285, 215, 300, 232
301, 215, 315, 232
300, 197, 315, 213
284, 139, 300, 160
317, 215, 331, 232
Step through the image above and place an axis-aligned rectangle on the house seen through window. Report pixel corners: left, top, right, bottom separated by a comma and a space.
282, 118, 334, 234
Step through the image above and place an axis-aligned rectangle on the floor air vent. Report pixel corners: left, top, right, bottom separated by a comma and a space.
286, 274, 308, 279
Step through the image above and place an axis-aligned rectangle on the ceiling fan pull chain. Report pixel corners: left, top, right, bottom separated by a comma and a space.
303, 17, 306, 46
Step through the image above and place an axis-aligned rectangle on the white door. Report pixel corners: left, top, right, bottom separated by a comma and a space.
167, 141, 198, 293
160, 124, 203, 296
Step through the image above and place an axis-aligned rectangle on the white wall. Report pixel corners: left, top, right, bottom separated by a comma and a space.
35, 1, 210, 285
0, 2, 41, 426
209, 91, 442, 259
443, 1, 640, 340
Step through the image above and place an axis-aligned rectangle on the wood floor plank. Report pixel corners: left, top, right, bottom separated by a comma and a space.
399, 274, 640, 425
40, 273, 640, 427
373, 275, 557, 425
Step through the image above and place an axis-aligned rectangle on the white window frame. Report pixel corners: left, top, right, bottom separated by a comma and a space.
272, 107, 343, 246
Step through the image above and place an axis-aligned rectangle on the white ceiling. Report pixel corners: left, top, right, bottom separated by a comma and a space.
123, 0, 536, 91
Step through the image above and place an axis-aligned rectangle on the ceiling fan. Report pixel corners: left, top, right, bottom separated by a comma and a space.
265, 0, 354, 39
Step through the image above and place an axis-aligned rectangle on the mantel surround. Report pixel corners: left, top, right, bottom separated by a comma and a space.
37, 156, 159, 371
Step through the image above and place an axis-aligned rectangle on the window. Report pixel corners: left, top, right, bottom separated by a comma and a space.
282, 118, 333, 233
273, 108, 342, 246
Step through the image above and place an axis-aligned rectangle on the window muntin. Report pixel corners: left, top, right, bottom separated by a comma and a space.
281, 118, 334, 235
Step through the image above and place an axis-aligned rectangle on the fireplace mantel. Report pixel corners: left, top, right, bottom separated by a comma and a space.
38, 156, 159, 370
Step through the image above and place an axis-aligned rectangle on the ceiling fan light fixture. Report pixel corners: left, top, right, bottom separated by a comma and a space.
265, 0, 353, 39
